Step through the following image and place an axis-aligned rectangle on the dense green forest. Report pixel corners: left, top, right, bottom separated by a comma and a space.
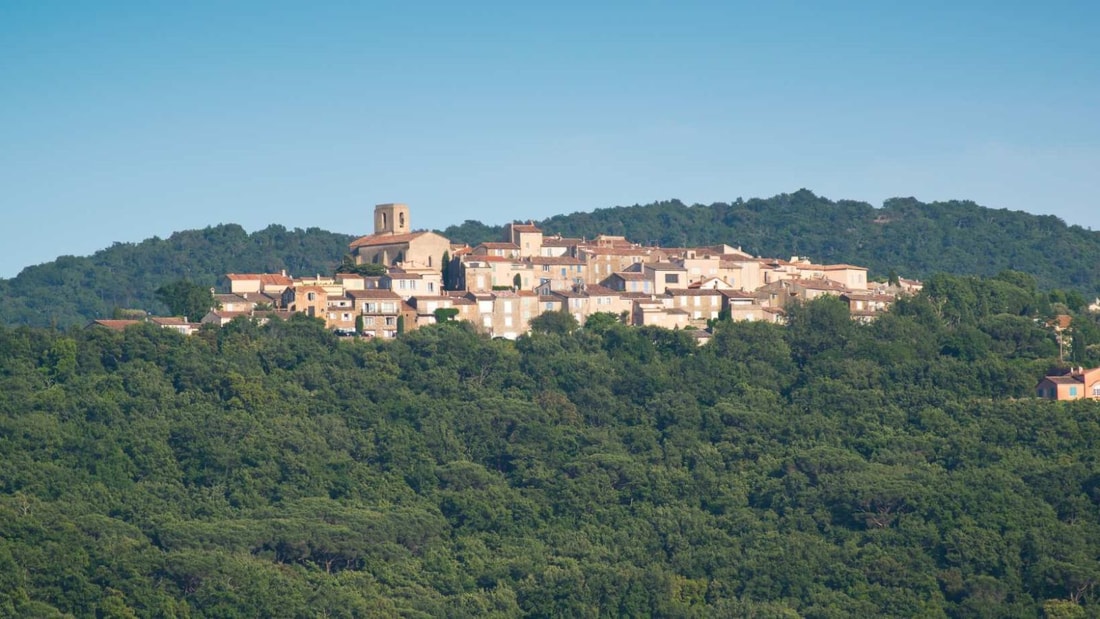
3, 190, 1099, 328
445, 190, 1100, 295
0, 225, 353, 329
4, 272, 1100, 617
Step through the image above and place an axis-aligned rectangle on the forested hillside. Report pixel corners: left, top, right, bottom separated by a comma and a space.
445, 190, 1100, 295
2, 191, 1098, 329
4, 273, 1100, 617
0, 225, 353, 329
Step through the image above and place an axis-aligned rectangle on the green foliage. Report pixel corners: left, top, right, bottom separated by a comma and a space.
2, 272, 1100, 617
441, 250, 452, 291
433, 307, 460, 323
0, 224, 352, 328
528, 310, 579, 335
444, 191, 1100, 296
154, 280, 214, 322
335, 255, 386, 276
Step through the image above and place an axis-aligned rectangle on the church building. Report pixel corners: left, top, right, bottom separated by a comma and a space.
349, 203, 451, 271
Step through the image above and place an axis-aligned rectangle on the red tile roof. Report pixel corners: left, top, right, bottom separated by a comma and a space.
225, 273, 294, 286
527, 256, 584, 265
349, 231, 431, 248
89, 319, 141, 331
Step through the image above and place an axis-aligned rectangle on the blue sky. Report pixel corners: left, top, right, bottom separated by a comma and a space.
2, 1, 1098, 278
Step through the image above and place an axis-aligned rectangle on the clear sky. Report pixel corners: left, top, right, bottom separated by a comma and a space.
2, 1, 1098, 278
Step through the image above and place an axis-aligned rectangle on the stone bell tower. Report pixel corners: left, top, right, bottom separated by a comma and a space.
374, 203, 410, 236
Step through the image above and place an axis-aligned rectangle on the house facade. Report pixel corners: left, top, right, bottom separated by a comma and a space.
1036, 367, 1100, 401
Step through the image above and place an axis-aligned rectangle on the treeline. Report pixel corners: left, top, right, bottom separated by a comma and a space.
444, 190, 1100, 295
4, 190, 1099, 330
0, 225, 352, 329
3, 272, 1100, 617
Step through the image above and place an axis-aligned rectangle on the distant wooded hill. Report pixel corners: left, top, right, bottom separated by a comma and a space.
0, 225, 353, 328
445, 189, 1100, 293
2, 190, 1097, 327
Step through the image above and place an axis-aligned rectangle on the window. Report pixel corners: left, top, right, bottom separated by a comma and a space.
364, 302, 377, 313
307, 292, 316, 301
1070, 386, 1078, 397
1093, 383, 1100, 397
504, 316, 513, 327
364, 316, 375, 326
381, 302, 396, 313
385, 316, 396, 326
428, 282, 435, 292
503, 301, 513, 314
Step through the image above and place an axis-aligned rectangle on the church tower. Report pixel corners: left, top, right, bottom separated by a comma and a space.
374, 203, 410, 236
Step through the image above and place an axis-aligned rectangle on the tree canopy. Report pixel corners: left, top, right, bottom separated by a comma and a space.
3, 274, 1100, 617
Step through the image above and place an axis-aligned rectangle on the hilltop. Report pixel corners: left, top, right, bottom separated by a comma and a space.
446, 190, 1100, 293
2, 190, 1098, 328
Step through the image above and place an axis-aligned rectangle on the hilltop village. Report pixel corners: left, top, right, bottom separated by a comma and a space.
101, 203, 924, 340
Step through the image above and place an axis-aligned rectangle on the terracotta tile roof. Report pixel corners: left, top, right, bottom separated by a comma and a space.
584, 284, 619, 295
666, 288, 725, 296
89, 319, 142, 331
346, 289, 402, 300
552, 289, 588, 299
349, 231, 431, 248
793, 279, 850, 291
719, 290, 757, 299
464, 255, 520, 264
206, 310, 251, 319
541, 237, 583, 246
149, 316, 191, 326
511, 223, 541, 232
214, 293, 251, 305
581, 248, 651, 256
610, 272, 648, 280
527, 256, 584, 265
645, 262, 686, 271
1047, 376, 1083, 385
1048, 315, 1073, 330
687, 278, 733, 289
822, 264, 868, 271
225, 273, 294, 286
477, 242, 520, 249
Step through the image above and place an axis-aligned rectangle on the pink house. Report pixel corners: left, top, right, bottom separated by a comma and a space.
1036, 367, 1100, 400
